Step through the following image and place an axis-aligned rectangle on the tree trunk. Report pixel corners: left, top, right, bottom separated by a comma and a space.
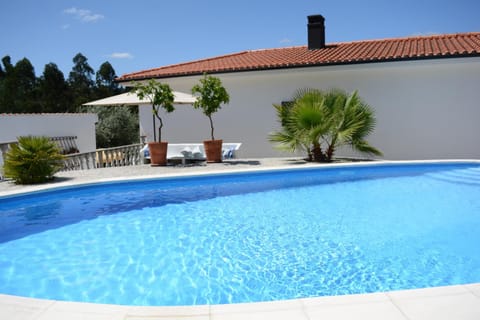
208, 115, 215, 141
157, 116, 163, 142
326, 145, 335, 162
311, 142, 324, 162
307, 149, 313, 162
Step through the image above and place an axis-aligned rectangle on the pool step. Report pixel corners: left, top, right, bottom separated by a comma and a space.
426, 168, 480, 186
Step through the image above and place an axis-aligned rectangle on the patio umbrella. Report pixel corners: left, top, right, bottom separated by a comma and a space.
83, 91, 197, 141
83, 91, 196, 106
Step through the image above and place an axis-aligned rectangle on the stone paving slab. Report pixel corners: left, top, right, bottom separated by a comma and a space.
1, 286, 480, 320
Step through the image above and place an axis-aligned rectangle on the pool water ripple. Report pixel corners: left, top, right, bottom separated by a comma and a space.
0, 163, 479, 306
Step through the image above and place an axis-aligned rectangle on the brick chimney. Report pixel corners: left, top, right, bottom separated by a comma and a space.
308, 15, 325, 50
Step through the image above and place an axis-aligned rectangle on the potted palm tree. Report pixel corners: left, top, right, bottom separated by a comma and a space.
191, 74, 230, 163
133, 79, 174, 166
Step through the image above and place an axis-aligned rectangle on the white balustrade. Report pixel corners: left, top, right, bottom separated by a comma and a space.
62, 144, 143, 171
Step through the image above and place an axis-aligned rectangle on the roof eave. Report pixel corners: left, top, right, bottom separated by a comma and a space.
116, 53, 480, 84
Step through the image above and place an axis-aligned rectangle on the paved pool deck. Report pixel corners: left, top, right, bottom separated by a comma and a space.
1, 158, 480, 320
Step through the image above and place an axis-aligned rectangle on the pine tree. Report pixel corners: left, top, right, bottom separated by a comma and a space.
38, 63, 71, 113
0, 56, 16, 113
68, 53, 94, 111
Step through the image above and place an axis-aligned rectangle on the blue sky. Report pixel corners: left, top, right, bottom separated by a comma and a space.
2, 0, 479, 78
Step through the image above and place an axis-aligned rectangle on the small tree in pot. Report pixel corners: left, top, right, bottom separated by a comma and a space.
191, 74, 230, 162
133, 79, 174, 166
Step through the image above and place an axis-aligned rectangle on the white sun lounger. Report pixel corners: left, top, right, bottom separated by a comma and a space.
140, 143, 242, 165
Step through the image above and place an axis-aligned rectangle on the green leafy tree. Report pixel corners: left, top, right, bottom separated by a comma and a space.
1, 56, 13, 72
93, 106, 139, 148
270, 88, 382, 162
191, 74, 230, 140
68, 53, 94, 110
38, 63, 70, 113
95, 61, 122, 98
3, 136, 65, 184
0, 57, 7, 112
82, 61, 134, 148
132, 79, 174, 142
0, 56, 18, 112
0, 61, 4, 84
96, 61, 118, 90
16, 58, 39, 112
0, 57, 39, 113
0, 54, 125, 114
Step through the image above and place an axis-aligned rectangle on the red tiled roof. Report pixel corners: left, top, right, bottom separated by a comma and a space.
117, 32, 480, 82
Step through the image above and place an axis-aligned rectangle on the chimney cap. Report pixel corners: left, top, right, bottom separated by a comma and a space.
308, 15, 325, 24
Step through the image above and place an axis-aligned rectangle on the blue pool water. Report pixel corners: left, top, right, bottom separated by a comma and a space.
0, 162, 479, 306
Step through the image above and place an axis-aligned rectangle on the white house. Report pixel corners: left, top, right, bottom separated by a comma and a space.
117, 15, 480, 160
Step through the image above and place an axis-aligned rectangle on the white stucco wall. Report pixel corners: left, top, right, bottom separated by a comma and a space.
0, 113, 98, 153
134, 57, 480, 160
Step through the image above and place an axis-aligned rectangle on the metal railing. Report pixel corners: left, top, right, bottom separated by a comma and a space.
62, 144, 143, 171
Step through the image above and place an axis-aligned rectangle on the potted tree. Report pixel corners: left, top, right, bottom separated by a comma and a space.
191, 74, 230, 163
133, 79, 174, 166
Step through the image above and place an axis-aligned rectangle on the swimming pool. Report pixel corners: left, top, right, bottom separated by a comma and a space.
0, 162, 479, 306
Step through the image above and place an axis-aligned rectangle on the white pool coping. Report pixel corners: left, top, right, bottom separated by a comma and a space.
1, 158, 479, 197
1, 158, 480, 319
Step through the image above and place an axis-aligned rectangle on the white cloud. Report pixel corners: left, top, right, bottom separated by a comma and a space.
411, 31, 438, 37
64, 7, 104, 23
280, 38, 293, 44
108, 52, 134, 59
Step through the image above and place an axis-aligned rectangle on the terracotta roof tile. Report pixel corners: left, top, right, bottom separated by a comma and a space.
117, 32, 480, 82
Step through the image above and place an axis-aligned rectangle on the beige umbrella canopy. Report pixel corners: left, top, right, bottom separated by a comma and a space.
83, 91, 197, 106
84, 91, 197, 142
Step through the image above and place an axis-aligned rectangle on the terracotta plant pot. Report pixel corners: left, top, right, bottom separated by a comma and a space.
148, 142, 168, 166
203, 139, 223, 163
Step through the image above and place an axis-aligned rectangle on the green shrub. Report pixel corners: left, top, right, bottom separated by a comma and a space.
95, 106, 139, 148
3, 136, 65, 184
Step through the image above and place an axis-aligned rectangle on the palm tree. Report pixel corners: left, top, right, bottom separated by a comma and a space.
322, 89, 382, 161
270, 88, 382, 162
270, 89, 329, 161
3, 136, 65, 184
270, 99, 313, 160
